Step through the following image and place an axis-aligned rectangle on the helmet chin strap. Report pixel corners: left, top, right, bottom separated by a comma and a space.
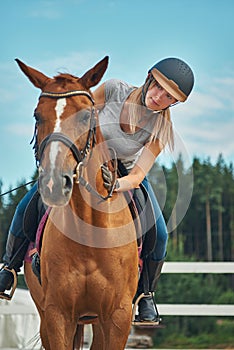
141, 74, 154, 106
170, 101, 180, 108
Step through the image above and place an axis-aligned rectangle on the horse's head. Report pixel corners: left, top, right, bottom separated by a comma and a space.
16, 57, 108, 206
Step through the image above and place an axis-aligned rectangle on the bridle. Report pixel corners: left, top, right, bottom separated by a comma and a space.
37, 90, 96, 165
32, 89, 116, 200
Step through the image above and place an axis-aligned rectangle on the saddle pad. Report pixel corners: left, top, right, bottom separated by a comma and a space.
24, 207, 51, 262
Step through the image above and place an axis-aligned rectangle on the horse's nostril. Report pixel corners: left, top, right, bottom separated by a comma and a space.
63, 175, 73, 194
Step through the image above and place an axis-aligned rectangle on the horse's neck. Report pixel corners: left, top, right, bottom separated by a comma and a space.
48, 147, 136, 248
49, 178, 136, 249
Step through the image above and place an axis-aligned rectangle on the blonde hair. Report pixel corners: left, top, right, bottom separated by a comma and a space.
126, 83, 174, 151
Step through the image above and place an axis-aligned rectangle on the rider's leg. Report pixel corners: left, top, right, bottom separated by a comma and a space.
0, 184, 38, 294
137, 258, 164, 322
137, 178, 168, 322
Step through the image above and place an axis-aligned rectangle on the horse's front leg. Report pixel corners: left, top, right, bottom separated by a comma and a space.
39, 317, 51, 350
91, 303, 132, 350
44, 305, 77, 350
24, 262, 50, 349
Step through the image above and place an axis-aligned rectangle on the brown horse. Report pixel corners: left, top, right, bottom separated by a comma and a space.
16, 57, 138, 349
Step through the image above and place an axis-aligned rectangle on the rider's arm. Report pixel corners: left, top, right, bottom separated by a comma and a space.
115, 139, 163, 192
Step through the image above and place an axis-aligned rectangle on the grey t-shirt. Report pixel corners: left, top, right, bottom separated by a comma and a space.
98, 79, 157, 171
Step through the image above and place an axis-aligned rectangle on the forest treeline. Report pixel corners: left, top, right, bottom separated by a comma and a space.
149, 153, 234, 262
0, 153, 233, 348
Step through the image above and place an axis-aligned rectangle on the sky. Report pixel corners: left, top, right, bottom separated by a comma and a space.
0, 0, 234, 193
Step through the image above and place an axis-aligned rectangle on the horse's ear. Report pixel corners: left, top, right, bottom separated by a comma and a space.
15, 59, 50, 89
79, 56, 109, 89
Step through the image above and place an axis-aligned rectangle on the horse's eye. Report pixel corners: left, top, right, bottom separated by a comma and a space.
79, 110, 90, 124
34, 111, 42, 124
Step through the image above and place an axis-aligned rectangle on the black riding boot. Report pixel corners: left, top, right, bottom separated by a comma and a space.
0, 233, 29, 295
136, 259, 164, 323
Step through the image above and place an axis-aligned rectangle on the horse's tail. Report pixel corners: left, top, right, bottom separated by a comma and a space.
73, 324, 84, 350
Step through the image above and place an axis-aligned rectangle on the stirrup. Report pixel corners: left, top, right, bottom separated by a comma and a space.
132, 292, 162, 327
0, 267, 17, 301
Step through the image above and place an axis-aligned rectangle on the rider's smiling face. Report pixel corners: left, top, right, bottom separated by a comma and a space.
145, 80, 177, 111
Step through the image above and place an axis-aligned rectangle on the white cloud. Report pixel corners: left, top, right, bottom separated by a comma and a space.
5, 123, 34, 137
215, 76, 234, 86
172, 110, 234, 165
27, 1, 61, 19
169, 73, 234, 165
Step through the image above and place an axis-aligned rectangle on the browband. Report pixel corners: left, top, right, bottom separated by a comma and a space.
39, 90, 94, 104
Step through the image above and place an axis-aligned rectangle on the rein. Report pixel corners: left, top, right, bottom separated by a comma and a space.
37, 90, 116, 200
0, 180, 37, 198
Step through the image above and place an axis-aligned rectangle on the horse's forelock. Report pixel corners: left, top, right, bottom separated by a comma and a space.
54, 73, 79, 84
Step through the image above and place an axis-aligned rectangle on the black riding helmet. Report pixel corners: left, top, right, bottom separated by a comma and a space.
142, 57, 194, 104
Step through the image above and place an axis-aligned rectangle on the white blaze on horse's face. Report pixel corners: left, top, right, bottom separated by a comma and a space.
49, 98, 67, 173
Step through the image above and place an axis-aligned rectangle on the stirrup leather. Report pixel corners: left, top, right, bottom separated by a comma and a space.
132, 292, 161, 327
0, 267, 17, 301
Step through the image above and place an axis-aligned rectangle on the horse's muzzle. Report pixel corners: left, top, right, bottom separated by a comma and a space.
39, 171, 73, 207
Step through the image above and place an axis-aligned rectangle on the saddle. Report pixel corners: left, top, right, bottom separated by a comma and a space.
23, 190, 48, 283
118, 160, 157, 260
